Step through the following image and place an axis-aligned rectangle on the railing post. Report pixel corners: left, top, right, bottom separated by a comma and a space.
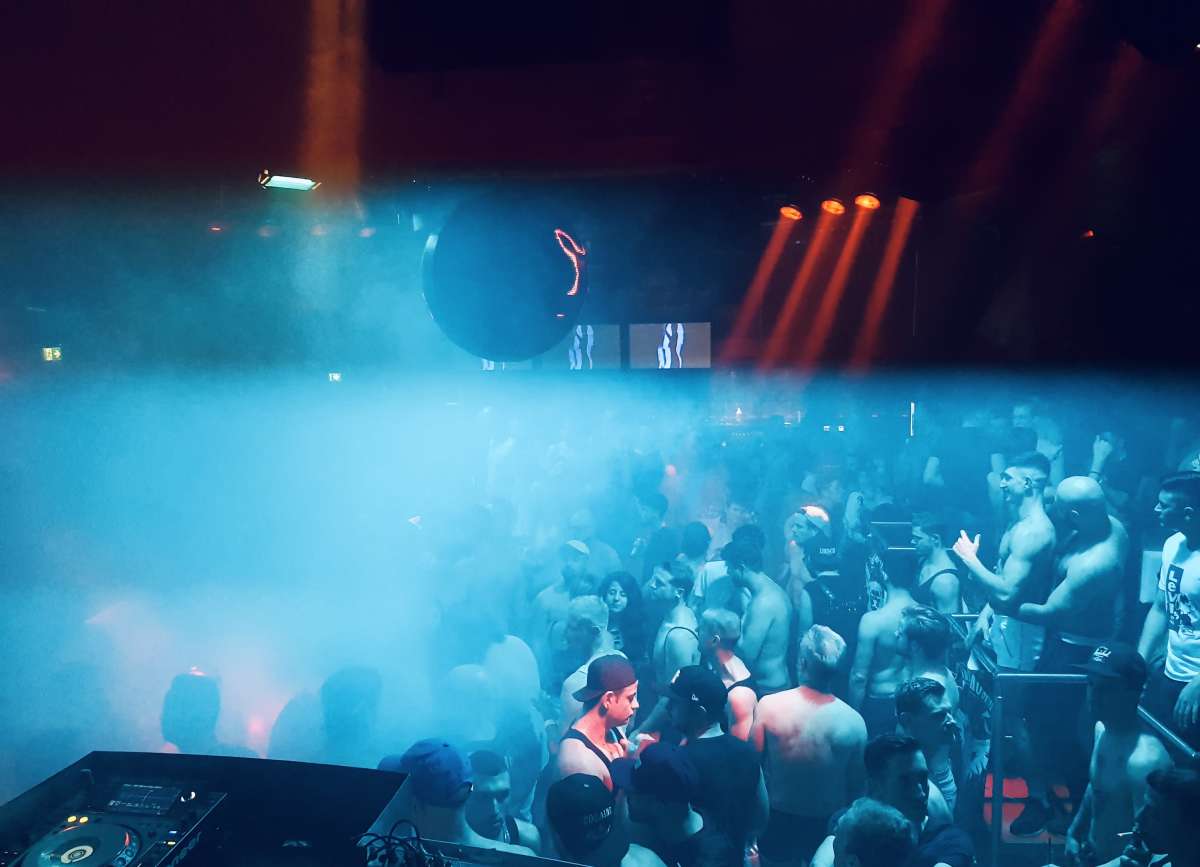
990, 673, 1005, 867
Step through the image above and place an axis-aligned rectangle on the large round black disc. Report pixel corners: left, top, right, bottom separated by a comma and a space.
422, 190, 588, 361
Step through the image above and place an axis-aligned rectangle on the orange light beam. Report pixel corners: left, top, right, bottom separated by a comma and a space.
959, 0, 1080, 202
761, 212, 837, 369
840, 0, 951, 173
800, 208, 874, 367
722, 216, 800, 363
850, 197, 920, 370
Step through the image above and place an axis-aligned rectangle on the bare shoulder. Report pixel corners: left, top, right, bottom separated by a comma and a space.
1130, 734, 1173, 776
1011, 517, 1055, 554
557, 738, 608, 781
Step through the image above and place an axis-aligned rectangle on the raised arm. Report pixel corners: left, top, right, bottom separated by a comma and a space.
954, 525, 1050, 605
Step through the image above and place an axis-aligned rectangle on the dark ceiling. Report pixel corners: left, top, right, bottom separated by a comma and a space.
1, 1, 1197, 370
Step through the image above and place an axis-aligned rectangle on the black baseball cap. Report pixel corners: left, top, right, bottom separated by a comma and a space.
546, 774, 630, 866
668, 665, 728, 720
572, 654, 637, 703
1075, 642, 1148, 690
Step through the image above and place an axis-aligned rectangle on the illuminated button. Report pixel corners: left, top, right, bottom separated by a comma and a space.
67, 816, 77, 823
79, 817, 89, 824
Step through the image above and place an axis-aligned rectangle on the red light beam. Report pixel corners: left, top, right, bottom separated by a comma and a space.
723, 215, 800, 363
761, 212, 837, 369
850, 197, 920, 370
800, 207, 874, 367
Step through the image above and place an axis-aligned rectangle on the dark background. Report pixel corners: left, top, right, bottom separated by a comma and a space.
1, 0, 1197, 371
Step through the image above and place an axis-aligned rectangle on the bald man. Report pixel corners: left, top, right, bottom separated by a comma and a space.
1020, 476, 1129, 664
1013, 475, 1130, 836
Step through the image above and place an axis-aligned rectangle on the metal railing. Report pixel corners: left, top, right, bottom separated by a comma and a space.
986, 672, 1198, 867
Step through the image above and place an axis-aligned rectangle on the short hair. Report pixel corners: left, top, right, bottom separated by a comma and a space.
701, 608, 742, 649
799, 625, 847, 689
1009, 450, 1051, 480
468, 749, 509, 777
895, 677, 946, 717
723, 539, 764, 574
161, 672, 220, 745
836, 798, 917, 867
1147, 767, 1200, 813
1162, 472, 1200, 507
864, 734, 922, 782
899, 607, 953, 659
910, 511, 948, 545
567, 595, 610, 631
655, 560, 694, 596
731, 524, 767, 553
681, 522, 713, 560
636, 489, 669, 518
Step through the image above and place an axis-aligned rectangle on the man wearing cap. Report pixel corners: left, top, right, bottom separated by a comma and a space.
1065, 644, 1171, 867
547, 774, 667, 867
558, 654, 640, 791
625, 742, 740, 867
670, 665, 768, 857
367, 740, 536, 857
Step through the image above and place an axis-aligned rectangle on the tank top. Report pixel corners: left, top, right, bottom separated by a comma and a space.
913, 567, 962, 611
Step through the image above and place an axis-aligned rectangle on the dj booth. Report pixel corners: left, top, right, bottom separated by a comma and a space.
0, 752, 575, 867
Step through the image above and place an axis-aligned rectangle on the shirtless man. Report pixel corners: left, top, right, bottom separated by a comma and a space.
849, 551, 916, 738
698, 608, 758, 740
727, 539, 793, 696
558, 655, 640, 791
1065, 644, 1171, 867
751, 626, 867, 867
1019, 476, 1129, 665
910, 512, 964, 614
954, 450, 1057, 835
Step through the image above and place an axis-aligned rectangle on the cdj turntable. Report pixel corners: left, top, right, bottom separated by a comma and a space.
2, 780, 224, 867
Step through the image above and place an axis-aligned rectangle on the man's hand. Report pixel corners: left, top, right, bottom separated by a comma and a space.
1118, 837, 1153, 867
1175, 677, 1200, 730
953, 531, 982, 566
1092, 435, 1115, 473
1064, 833, 1096, 867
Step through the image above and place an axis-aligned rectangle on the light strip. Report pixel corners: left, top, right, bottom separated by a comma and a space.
555, 229, 586, 297
258, 170, 321, 191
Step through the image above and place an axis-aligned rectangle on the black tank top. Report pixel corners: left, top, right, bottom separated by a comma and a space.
913, 567, 960, 609
560, 729, 614, 771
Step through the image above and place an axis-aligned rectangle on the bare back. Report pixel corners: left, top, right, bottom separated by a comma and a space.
741, 583, 793, 692
1089, 723, 1171, 863
854, 591, 913, 699
1054, 518, 1128, 638
751, 687, 867, 817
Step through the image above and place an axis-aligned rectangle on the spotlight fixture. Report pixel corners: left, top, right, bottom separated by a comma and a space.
854, 194, 881, 210
821, 199, 846, 215
780, 206, 803, 221
258, 169, 321, 191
